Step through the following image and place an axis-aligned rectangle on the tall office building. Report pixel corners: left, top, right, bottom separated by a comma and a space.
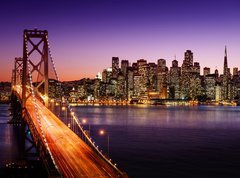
170, 60, 181, 99
193, 62, 200, 75
223, 46, 228, 75
233, 67, 238, 76
121, 60, 129, 77
148, 63, 157, 91
116, 72, 126, 99
205, 74, 216, 100
222, 46, 231, 100
112, 57, 119, 78
127, 67, 134, 100
182, 50, 193, 74
181, 50, 194, 99
203, 67, 210, 77
102, 68, 112, 83
157, 59, 168, 99
137, 59, 148, 96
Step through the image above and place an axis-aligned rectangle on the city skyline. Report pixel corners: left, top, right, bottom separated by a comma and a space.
1, 0, 240, 81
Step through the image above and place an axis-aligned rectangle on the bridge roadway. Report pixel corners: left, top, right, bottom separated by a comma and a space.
14, 86, 124, 177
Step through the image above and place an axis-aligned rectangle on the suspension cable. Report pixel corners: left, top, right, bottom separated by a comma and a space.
46, 36, 123, 174
24, 35, 60, 173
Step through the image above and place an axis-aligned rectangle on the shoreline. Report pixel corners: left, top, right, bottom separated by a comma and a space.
0, 100, 10, 104
68, 101, 238, 107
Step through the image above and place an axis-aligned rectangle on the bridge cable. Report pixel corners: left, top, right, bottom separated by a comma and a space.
47, 37, 124, 175
24, 35, 60, 174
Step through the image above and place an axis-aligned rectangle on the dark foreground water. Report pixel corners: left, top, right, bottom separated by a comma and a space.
72, 105, 240, 178
0, 104, 47, 177
0, 104, 22, 165
2, 104, 240, 177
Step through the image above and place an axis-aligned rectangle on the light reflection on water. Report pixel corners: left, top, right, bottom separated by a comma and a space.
0, 104, 23, 166
2, 103, 240, 177
72, 105, 240, 129
71, 105, 240, 177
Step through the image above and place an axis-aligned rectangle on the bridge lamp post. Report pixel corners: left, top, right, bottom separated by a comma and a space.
50, 99, 54, 111
82, 119, 91, 137
62, 106, 67, 124
99, 129, 110, 157
70, 111, 75, 131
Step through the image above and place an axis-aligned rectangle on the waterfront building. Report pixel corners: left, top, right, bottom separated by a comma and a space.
181, 50, 194, 99
148, 62, 157, 91
169, 60, 181, 99
193, 62, 200, 75
132, 62, 138, 75
106, 78, 117, 99
133, 74, 142, 98
93, 79, 101, 100
203, 67, 210, 77
222, 46, 231, 100
127, 67, 134, 100
157, 59, 168, 98
48, 79, 62, 99
182, 50, 193, 73
137, 59, 148, 97
116, 72, 127, 99
121, 60, 129, 77
102, 68, 112, 83
205, 74, 216, 100
112, 57, 119, 78
215, 84, 222, 101
0, 82, 11, 102
137, 59, 147, 71
59, 49, 240, 103
233, 67, 238, 76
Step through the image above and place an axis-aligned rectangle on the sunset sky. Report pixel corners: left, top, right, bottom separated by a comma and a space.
0, 0, 240, 81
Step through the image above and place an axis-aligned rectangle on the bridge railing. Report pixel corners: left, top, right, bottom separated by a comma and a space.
49, 100, 127, 177
46, 39, 127, 177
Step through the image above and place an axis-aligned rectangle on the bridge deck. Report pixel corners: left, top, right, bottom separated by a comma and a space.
15, 86, 124, 177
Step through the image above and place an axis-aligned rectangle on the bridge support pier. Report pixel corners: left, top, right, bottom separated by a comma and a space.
23, 111, 60, 177
8, 93, 22, 124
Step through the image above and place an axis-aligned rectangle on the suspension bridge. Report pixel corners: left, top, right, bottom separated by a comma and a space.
10, 29, 127, 177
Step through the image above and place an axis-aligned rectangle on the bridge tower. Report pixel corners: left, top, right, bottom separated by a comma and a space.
12, 57, 23, 86
22, 29, 49, 108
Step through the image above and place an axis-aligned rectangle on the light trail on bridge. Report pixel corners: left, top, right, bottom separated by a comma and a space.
14, 85, 125, 177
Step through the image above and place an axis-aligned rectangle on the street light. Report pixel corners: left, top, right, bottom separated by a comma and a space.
82, 119, 91, 137
99, 129, 110, 157
50, 99, 54, 111
62, 106, 67, 124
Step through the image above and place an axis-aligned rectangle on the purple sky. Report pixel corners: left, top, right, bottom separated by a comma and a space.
0, 0, 240, 81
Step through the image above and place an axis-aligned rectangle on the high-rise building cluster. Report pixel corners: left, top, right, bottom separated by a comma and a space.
0, 82, 11, 102
66, 47, 240, 103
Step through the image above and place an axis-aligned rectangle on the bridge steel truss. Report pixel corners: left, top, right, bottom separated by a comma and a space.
22, 29, 49, 109
10, 29, 60, 177
11, 89, 59, 177
11, 57, 23, 88
11, 29, 127, 178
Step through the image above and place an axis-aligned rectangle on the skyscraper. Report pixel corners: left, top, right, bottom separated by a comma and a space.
112, 57, 119, 78
148, 63, 157, 91
181, 50, 194, 99
182, 50, 193, 74
223, 46, 228, 75
170, 60, 181, 99
222, 46, 231, 100
157, 59, 168, 99
121, 60, 129, 77
233, 67, 238, 76
203, 67, 210, 77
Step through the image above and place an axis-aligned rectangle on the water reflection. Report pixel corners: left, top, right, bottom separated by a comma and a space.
72, 105, 240, 129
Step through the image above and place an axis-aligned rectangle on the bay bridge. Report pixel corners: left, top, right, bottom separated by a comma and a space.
10, 29, 127, 177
